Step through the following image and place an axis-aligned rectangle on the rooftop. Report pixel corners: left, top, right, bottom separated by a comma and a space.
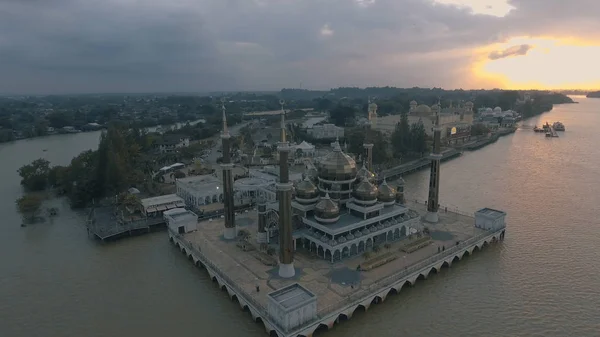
164, 208, 198, 220
304, 203, 411, 235
178, 175, 222, 192
476, 208, 507, 219
268, 283, 316, 311
140, 194, 184, 208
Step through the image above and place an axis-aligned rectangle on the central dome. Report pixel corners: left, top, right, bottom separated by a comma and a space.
414, 104, 432, 116
318, 142, 357, 181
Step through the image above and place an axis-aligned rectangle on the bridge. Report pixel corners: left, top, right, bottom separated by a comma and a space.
377, 148, 461, 182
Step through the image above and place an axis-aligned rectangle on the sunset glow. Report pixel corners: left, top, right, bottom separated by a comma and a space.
474, 37, 600, 90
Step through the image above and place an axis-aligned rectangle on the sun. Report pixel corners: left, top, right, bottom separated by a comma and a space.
473, 36, 600, 90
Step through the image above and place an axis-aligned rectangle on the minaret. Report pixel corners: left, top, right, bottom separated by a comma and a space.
277, 99, 295, 278
220, 98, 237, 239
257, 194, 267, 245
425, 101, 442, 223
364, 98, 377, 172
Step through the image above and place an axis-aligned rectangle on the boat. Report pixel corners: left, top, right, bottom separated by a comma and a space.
533, 125, 545, 132
553, 121, 565, 131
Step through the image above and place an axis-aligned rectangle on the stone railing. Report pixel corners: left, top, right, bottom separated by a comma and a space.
170, 229, 287, 333
315, 227, 503, 318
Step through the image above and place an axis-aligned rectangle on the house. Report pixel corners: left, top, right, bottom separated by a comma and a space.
154, 134, 190, 153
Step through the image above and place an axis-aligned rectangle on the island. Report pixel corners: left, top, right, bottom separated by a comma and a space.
586, 91, 600, 98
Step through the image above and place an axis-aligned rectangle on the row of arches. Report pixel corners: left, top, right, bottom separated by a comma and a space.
169, 229, 504, 337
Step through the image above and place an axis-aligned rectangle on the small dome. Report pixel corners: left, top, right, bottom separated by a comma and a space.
410, 100, 418, 105
494, 106, 502, 112
353, 180, 378, 201
318, 143, 357, 181
295, 177, 318, 200
485, 107, 493, 113
414, 104, 432, 116
356, 163, 375, 182
314, 194, 340, 222
377, 180, 396, 203
465, 101, 473, 107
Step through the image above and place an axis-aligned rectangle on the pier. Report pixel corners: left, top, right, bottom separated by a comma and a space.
168, 201, 506, 337
86, 207, 166, 241
377, 149, 461, 182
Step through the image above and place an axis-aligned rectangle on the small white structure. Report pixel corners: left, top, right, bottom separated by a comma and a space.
307, 123, 344, 139
164, 208, 198, 234
140, 194, 185, 217
474, 208, 506, 231
294, 141, 316, 157
267, 283, 317, 332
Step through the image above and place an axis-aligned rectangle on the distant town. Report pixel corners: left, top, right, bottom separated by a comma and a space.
12, 87, 573, 224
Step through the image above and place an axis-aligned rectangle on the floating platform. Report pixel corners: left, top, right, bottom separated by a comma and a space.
168, 202, 506, 337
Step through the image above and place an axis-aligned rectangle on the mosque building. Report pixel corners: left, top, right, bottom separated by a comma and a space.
375, 100, 475, 145
287, 138, 421, 262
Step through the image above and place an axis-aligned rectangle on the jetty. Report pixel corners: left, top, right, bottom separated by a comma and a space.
86, 207, 166, 241
168, 201, 506, 337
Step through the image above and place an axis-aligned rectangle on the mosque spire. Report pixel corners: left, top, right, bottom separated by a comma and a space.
221, 97, 229, 136
279, 99, 287, 144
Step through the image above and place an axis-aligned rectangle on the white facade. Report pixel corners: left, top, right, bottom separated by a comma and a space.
176, 172, 278, 209
267, 283, 317, 332
176, 175, 224, 207
164, 208, 198, 234
140, 194, 185, 217
307, 124, 344, 139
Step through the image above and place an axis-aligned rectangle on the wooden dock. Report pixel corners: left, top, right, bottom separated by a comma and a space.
86, 207, 166, 241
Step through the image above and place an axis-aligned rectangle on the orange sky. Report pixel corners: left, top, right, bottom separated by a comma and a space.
473, 37, 600, 90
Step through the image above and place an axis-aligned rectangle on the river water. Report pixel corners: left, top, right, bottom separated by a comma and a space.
2, 97, 599, 337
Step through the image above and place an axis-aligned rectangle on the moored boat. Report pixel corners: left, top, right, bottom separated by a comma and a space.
553, 121, 565, 131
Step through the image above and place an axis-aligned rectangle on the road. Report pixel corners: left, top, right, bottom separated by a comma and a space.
204, 122, 250, 164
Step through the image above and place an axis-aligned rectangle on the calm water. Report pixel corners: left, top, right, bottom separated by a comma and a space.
2, 97, 600, 337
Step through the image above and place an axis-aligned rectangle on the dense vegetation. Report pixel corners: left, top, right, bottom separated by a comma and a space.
0, 88, 572, 143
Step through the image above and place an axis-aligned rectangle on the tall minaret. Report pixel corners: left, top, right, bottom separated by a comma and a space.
257, 194, 267, 245
364, 97, 377, 172
277, 99, 295, 278
425, 101, 442, 223
220, 98, 237, 239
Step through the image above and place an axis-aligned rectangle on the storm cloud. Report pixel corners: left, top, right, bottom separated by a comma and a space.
1, 0, 599, 94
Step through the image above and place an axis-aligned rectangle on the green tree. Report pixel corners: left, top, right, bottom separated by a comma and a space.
409, 122, 427, 156
329, 104, 356, 127
17, 158, 51, 191
391, 112, 410, 157
16, 194, 43, 223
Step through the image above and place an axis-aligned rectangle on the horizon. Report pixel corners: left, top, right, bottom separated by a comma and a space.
0, 87, 597, 98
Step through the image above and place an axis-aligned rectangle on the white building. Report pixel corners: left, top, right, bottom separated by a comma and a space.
164, 208, 198, 234
267, 283, 317, 333
293, 141, 316, 157
176, 171, 278, 209
140, 194, 185, 217
307, 123, 344, 139
176, 175, 224, 207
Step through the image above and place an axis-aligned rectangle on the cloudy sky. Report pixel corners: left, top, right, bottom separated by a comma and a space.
1, 0, 600, 94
